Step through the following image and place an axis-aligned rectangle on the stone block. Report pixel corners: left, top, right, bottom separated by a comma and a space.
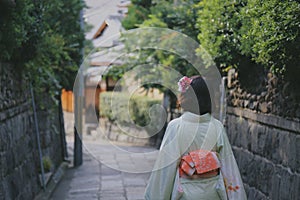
239, 151, 255, 184
259, 161, 274, 195
2, 175, 18, 200
99, 192, 126, 200
254, 124, 266, 156
23, 160, 36, 182
12, 167, 24, 197
278, 169, 292, 200
6, 150, 15, 175
0, 154, 8, 179
244, 185, 268, 200
123, 177, 146, 187
257, 128, 268, 156
270, 173, 280, 200
125, 186, 145, 200
101, 180, 123, 191
287, 134, 299, 172
247, 157, 262, 186
249, 122, 258, 152
279, 132, 290, 162
0, 183, 4, 200
238, 119, 251, 150
0, 123, 10, 152
225, 115, 233, 140
289, 173, 300, 200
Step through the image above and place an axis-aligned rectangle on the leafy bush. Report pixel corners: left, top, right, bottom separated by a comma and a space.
122, 3, 151, 30
0, 0, 36, 62
239, 0, 300, 89
0, 0, 85, 92
100, 92, 162, 127
42, 156, 53, 173
118, 0, 300, 117
196, 0, 300, 94
197, 0, 247, 69
121, 0, 200, 82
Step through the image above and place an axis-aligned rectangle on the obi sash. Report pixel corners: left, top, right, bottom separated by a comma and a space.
179, 149, 220, 178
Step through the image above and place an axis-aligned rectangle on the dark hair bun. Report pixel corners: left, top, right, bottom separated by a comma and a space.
180, 76, 211, 115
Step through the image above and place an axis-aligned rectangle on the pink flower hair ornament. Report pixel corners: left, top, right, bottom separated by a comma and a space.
178, 76, 193, 93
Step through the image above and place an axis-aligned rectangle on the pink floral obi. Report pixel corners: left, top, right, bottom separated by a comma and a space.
179, 149, 221, 178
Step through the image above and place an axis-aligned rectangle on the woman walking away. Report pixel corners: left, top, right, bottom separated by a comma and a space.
144, 75, 247, 200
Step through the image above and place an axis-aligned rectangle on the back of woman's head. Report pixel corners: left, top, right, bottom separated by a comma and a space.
179, 75, 212, 115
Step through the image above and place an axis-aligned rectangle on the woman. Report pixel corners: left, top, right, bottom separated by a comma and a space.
144, 76, 247, 200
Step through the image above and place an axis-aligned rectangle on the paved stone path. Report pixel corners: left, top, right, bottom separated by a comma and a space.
50, 136, 157, 200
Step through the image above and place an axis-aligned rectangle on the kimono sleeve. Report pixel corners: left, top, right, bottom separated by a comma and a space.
144, 120, 181, 200
218, 128, 247, 200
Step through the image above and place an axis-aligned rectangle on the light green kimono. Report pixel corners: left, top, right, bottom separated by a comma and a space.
144, 112, 247, 200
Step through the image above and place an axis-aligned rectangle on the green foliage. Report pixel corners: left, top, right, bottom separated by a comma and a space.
131, 0, 153, 8
0, 0, 85, 93
197, 0, 300, 74
42, 156, 53, 173
149, 0, 201, 40
103, 65, 128, 81
195, 0, 265, 91
196, 0, 248, 70
239, 0, 300, 85
117, 0, 201, 94
118, 0, 300, 99
117, 29, 198, 91
0, 0, 36, 62
100, 92, 161, 127
196, 0, 300, 92
122, 0, 155, 29
122, 4, 150, 29
130, 95, 162, 127
139, 15, 168, 28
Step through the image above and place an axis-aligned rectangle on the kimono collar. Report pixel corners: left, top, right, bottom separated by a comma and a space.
181, 112, 211, 123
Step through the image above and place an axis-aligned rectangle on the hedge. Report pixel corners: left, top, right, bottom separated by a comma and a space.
100, 92, 162, 128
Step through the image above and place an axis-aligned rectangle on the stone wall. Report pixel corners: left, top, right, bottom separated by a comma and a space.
227, 69, 300, 119
0, 63, 66, 200
97, 118, 153, 146
226, 106, 300, 200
